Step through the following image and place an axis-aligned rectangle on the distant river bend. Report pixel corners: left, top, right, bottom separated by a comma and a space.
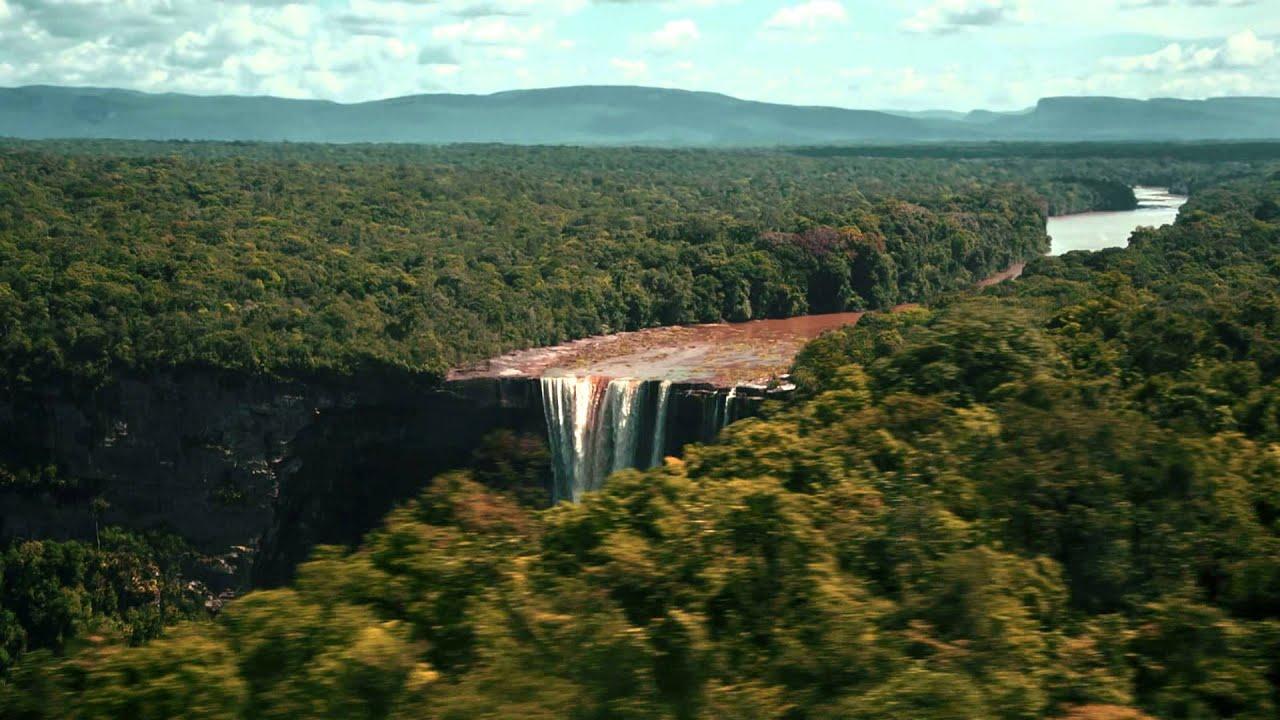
1047, 186, 1187, 255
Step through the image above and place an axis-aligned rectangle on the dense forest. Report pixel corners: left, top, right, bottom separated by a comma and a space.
0, 141, 1060, 674
1, 141, 1279, 718
0, 142, 1058, 390
1, 140, 1268, 391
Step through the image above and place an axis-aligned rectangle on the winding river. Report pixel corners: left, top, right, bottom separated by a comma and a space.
457, 186, 1190, 499
1047, 186, 1187, 255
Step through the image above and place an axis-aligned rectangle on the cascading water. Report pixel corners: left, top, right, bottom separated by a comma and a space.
701, 385, 741, 440
607, 379, 648, 478
541, 376, 664, 503
721, 387, 739, 429
541, 376, 748, 503
649, 380, 673, 468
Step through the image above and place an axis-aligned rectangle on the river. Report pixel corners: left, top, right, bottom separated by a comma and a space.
1047, 186, 1187, 255
449, 310, 873, 387
458, 187, 1189, 500
457, 186, 1188, 388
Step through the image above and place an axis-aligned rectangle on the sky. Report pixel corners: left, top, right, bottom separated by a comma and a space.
0, 0, 1277, 111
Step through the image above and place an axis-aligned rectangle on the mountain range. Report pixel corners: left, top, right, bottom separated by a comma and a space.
2, 84, 1279, 146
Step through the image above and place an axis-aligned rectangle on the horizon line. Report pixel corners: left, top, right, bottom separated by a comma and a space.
5, 82, 1279, 116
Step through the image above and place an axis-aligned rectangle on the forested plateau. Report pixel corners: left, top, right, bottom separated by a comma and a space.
1, 141, 1278, 719
0, 141, 1060, 389
3, 140, 1267, 389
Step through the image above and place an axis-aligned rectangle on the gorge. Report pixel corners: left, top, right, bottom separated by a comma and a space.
0, 313, 865, 588
0, 140, 1087, 601
0, 246, 1055, 591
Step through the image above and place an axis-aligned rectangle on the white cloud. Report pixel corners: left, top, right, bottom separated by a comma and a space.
1105, 43, 1214, 72
0, 0, 483, 101
610, 57, 648, 78
903, 0, 1027, 34
1104, 30, 1275, 73
240, 47, 289, 76
648, 19, 699, 51
894, 67, 928, 95
431, 18, 545, 46
1221, 29, 1275, 67
0, 0, 1274, 110
763, 0, 847, 31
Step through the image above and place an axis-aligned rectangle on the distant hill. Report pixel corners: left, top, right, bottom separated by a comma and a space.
2, 85, 1278, 146
976, 96, 1280, 141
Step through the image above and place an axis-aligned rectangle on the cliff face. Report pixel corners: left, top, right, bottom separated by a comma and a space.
1, 371, 320, 587
0, 371, 544, 588
0, 370, 757, 590
252, 378, 547, 587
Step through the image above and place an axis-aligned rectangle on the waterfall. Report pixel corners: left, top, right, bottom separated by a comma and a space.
541, 376, 656, 503
700, 386, 741, 441
541, 377, 748, 502
541, 376, 598, 503
648, 380, 673, 468
608, 380, 648, 477
721, 386, 738, 429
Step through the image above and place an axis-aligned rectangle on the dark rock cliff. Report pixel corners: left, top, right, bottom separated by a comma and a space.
0, 370, 760, 590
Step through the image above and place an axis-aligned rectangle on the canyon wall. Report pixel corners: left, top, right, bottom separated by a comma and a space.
0, 370, 757, 589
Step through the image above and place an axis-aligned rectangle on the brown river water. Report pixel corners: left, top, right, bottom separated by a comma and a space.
448, 310, 874, 387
